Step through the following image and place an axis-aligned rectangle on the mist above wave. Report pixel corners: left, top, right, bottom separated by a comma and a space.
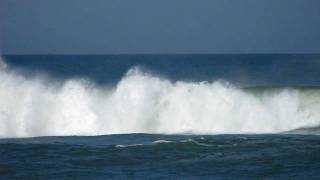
0, 58, 320, 137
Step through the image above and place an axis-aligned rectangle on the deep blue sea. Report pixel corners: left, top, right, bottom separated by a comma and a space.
1, 54, 320, 179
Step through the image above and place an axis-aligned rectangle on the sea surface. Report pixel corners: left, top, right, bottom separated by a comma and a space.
1, 54, 320, 179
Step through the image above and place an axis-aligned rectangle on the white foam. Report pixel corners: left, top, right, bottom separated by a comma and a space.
152, 140, 174, 144
1, 60, 320, 137
115, 144, 144, 148
180, 139, 212, 147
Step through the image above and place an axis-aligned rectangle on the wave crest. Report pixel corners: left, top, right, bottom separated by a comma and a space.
1, 60, 320, 137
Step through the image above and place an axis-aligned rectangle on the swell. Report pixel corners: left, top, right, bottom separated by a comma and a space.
1, 58, 320, 137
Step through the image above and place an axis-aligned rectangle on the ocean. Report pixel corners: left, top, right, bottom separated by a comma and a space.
1, 54, 320, 179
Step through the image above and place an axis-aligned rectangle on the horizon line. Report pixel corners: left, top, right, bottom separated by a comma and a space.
2, 53, 320, 56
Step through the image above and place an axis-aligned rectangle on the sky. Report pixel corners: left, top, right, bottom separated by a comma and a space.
0, 0, 320, 54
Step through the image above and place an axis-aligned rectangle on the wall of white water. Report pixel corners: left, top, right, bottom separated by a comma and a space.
1, 58, 320, 137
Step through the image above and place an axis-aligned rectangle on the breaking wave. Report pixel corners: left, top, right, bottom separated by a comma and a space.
1, 58, 320, 137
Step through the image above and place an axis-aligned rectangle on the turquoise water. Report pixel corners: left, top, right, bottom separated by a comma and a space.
1, 54, 320, 179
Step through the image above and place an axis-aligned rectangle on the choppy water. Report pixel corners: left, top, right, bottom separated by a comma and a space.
1, 54, 320, 179
1, 134, 320, 179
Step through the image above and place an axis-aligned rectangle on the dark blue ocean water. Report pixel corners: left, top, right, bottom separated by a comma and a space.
4, 54, 320, 87
1, 134, 320, 179
1, 54, 320, 179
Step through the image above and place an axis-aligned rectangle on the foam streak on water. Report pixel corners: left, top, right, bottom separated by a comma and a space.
0, 58, 320, 137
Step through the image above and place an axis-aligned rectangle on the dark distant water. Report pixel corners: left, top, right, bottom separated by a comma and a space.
1, 54, 320, 179
4, 54, 320, 86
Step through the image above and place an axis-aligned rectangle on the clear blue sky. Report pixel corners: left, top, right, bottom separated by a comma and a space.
1, 0, 320, 54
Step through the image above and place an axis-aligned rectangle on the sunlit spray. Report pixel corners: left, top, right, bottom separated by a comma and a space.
0, 66, 320, 137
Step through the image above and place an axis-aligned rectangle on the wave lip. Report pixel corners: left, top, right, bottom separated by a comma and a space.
1, 61, 320, 137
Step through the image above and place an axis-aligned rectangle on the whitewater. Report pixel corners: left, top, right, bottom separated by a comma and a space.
1, 58, 320, 137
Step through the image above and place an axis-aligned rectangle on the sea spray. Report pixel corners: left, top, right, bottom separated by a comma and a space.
0, 60, 320, 137
0, 56, 7, 70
